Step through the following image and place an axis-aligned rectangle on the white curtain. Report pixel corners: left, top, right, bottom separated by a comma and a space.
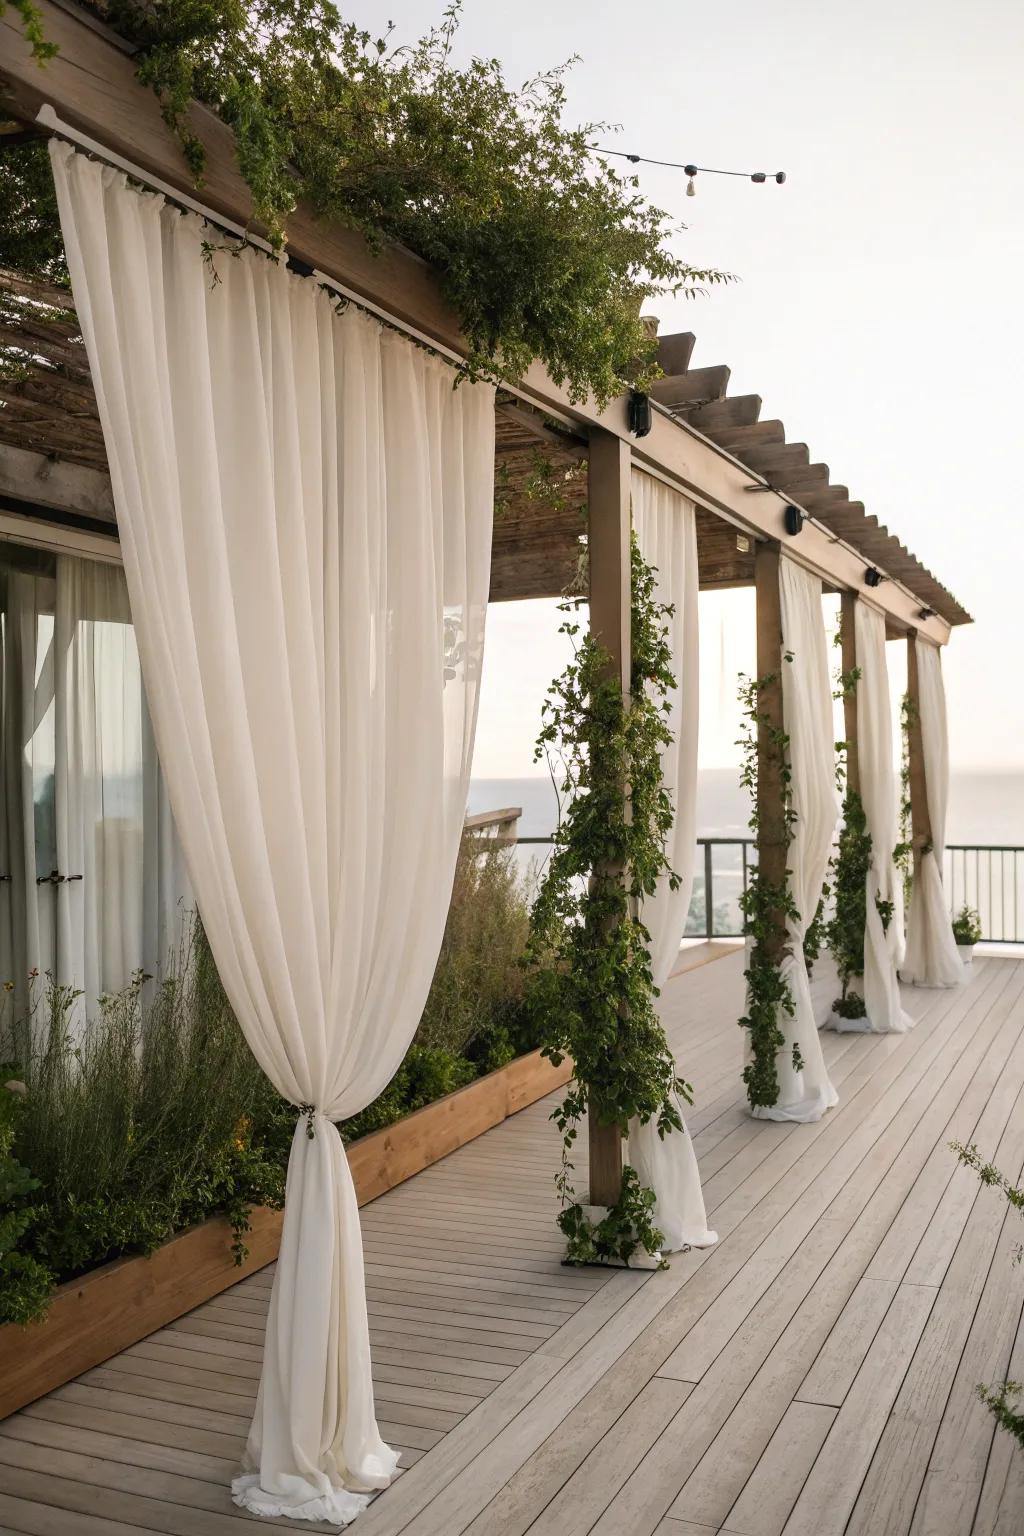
752, 557, 840, 1122
0, 551, 190, 1033
627, 471, 716, 1252
902, 639, 964, 988
51, 141, 494, 1524
852, 601, 913, 1032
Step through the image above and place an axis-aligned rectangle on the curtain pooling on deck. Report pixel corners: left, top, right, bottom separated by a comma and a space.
627, 470, 716, 1252
902, 639, 964, 989
852, 600, 914, 1032
752, 556, 840, 1122
50, 140, 495, 1524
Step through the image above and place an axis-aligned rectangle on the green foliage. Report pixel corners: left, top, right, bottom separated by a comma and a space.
832, 990, 867, 1021
736, 666, 800, 1109
9, 1, 729, 404
557, 1164, 666, 1269
0, 1080, 52, 1325
415, 834, 536, 1074
1, 0, 57, 62
527, 536, 689, 1263
2, 927, 293, 1317
828, 789, 871, 998
951, 1140, 1024, 1447
338, 1044, 476, 1143
895, 692, 916, 904
0, 140, 67, 286
0, 844, 538, 1322
952, 906, 982, 946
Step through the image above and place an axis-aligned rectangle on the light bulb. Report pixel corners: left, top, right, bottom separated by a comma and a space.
686, 175, 697, 198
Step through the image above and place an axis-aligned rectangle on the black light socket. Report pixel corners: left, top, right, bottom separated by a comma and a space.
865, 567, 884, 588
628, 390, 653, 438
783, 504, 803, 536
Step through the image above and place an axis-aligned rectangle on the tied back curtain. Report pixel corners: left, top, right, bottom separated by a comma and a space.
627, 471, 716, 1252
753, 557, 840, 1123
902, 640, 964, 988
51, 140, 495, 1525
854, 601, 914, 1033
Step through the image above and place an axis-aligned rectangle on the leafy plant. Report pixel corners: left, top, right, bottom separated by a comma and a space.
415, 834, 536, 1073
7, 1, 730, 405
950, 1140, 1024, 1448
952, 906, 982, 946
0, 1080, 52, 1325
831, 991, 867, 1021
526, 534, 688, 1264
735, 664, 801, 1109
827, 789, 871, 1001
895, 692, 916, 905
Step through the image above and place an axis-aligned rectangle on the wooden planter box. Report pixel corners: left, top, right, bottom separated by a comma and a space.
0, 1046, 570, 1420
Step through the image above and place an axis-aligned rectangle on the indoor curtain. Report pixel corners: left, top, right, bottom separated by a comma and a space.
753, 556, 840, 1122
853, 600, 913, 1032
627, 471, 716, 1252
902, 639, 963, 988
0, 552, 190, 1035
51, 140, 495, 1525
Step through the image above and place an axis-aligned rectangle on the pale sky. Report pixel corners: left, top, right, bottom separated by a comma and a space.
357, 0, 1024, 777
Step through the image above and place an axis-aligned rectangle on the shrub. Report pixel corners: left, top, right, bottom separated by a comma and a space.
952, 906, 982, 946
416, 835, 537, 1074
0, 1080, 52, 1325
1, 922, 293, 1321
832, 991, 867, 1022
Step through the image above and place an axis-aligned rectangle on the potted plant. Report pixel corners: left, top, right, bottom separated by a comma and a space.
951, 906, 982, 965
829, 988, 870, 1032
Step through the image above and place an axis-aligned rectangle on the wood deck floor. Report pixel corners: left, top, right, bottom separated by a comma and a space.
2, 946, 1023, 1536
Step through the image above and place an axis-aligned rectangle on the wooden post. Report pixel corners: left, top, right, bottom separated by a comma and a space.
754, 543, 788, 967
586, 428, 631, 1207
906, 632, 932, 879
840, 592, 860, 798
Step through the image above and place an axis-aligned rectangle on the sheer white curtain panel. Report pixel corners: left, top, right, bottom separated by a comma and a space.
51, 139, 495, 1525
852, 600, 914, 1032
752, 557, 840, 1122
627, 470, 716, 1252
902, 639, 964, 989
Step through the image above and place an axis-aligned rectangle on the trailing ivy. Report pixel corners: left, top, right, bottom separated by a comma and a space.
735, 664, 801, 1109
895, 691, 916, 904
7, 0, 730, 405
526, 535, 689, 1265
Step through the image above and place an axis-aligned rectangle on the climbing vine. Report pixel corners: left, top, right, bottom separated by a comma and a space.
895, 691, 916, 904
736, 662, 801, 1109
6, 0, 730, 404
827, 664, 869, 1021
526, 536, 688, 1265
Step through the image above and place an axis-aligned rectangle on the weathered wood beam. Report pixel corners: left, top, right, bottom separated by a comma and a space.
840, 592, 860, 798
774, 465, 830, 493
649, 365, 730, 410
0, 441, 114, 519
586, 429, 629, 1208
711, 420, 786, 453
0, 4, 963, 636
739, 443, 811, 475
685, 395, 762, 433
655, 331, 696, 376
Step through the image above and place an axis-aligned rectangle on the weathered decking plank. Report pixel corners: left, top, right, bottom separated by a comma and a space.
3, 948, 1022, 1536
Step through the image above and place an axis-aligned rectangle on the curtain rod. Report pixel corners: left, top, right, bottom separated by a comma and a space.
35, 104, 470, 374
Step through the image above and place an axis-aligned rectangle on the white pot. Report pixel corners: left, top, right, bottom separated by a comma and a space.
957, 942, 975, 965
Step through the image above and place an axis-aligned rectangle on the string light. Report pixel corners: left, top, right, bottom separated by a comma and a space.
590, 145, 786, 197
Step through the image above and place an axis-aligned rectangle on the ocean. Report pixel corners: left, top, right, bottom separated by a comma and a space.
469, 768, 1024, 939
468, 767, 1024, 846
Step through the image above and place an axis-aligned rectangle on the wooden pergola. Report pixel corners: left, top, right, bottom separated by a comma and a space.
0, 0, 971, 1205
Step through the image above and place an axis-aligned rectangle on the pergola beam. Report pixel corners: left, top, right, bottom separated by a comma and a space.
0, 2, 963, 641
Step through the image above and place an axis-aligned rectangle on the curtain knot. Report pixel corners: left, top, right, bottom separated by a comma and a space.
297, 1103, 318, 1139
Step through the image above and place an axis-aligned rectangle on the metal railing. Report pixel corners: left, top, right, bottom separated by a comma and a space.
512, 831, 1024, 947
945, 846, 1024, 945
